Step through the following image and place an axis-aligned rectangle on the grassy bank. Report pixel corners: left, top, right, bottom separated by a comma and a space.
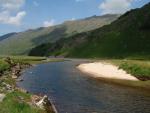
0, 56, 59, 113
78, 59, 150, 90
0, 56, 47, 64
0, 55, 64, 64
0, 59, 10, 74
0, 91, 44, 113
106, 59, 150, 81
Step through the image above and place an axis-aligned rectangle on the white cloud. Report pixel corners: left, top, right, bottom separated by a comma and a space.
99, 0, 135, 14
43, 20, 55, 27
33, 1, 39, 7
0, 11, 26, 26
0, 0, 25, 11
0, 0, 26, 26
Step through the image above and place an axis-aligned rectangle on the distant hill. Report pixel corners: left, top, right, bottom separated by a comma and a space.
0, 14, 119, 55
29, 2, 150, 59
0, 33, 17, 41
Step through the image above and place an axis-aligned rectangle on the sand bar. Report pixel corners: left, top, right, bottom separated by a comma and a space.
78, 62, 139, 81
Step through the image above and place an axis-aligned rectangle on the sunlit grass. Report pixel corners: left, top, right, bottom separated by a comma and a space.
0, 91, 45, 113
107, 59, 150, 80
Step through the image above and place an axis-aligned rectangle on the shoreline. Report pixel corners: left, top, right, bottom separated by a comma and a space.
17, 62, 58, 113
77, 62, 150, 90
0, 57, 58, 113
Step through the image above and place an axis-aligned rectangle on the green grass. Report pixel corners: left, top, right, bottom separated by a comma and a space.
0, 91, 45, 113
0, 59, 10, 73
0, 56, 47, 64
119, 61, 150, 80
0, 56, 57, 113
107, 59, 150, 81
0, 55, 46, 60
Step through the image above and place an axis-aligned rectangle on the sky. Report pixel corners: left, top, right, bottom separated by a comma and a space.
0, 0, 149, 36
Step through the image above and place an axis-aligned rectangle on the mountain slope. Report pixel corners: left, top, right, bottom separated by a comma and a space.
29, 3, 150, 58
0, 14, 119, 55
0, 33, 17, 41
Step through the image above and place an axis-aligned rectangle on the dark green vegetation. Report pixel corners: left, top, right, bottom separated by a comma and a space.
30, 3, 150, 59
0, 14, 119, 55
29, 43, 52, 56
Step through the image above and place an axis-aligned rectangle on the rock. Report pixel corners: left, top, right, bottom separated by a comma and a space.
16, 78, 24, 82
32, 95, 51, 109
31, 95, 56, 113
3, 83, 12, 89
0, 94, 6, 102
12, 75, 18, 79
3, 57, 31, 80
11, 63, 22, 77
35, 95, 50, 109
31, 95, 42, 103
4, 57, 15, 66
2, 82, 14, 92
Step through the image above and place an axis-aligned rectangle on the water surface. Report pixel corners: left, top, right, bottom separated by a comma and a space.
17, 61, 150, 113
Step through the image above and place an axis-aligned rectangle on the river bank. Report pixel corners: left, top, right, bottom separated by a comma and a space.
0, 56, 58, 113
78, 61, 150, 90
1, 57, 150, 113
17, 60, 150, 113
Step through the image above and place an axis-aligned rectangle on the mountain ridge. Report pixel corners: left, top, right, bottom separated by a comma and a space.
29, 2, 150, 59
0, 14, 119, 55
0, 33, 17, 41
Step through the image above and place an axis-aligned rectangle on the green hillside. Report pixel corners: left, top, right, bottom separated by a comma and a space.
30, 3, 150, 59
0, 33, 17, 41
0, 14, 119, 55
30, 4, 150, 58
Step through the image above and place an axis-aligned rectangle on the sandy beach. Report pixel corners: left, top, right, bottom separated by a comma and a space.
78, 62, 139, 81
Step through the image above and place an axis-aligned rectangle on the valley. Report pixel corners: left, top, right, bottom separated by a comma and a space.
0, 1, 150, 113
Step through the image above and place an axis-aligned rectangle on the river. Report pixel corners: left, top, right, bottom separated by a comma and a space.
17, 60, 150, 113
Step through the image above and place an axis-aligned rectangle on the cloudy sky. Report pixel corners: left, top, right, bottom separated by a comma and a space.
0, 0, 149, 35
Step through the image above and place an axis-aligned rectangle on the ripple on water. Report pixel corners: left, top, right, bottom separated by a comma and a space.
18, 61, 150, 113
